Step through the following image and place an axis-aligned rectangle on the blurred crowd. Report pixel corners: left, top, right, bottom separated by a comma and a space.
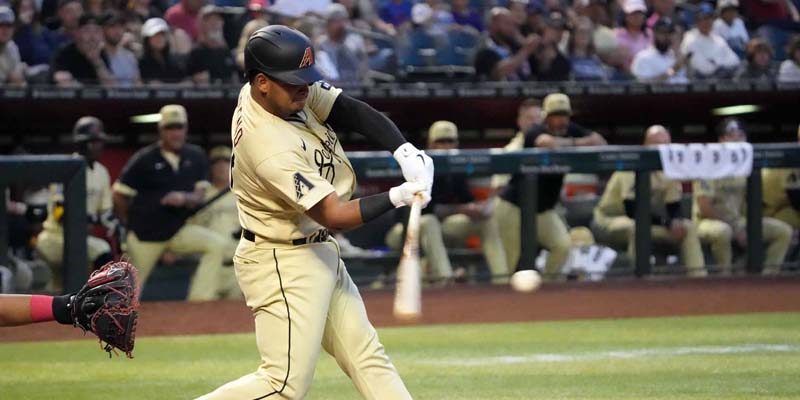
1, 0, 800, 86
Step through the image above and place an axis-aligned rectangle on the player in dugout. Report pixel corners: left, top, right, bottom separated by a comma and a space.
592, 125, 706, 276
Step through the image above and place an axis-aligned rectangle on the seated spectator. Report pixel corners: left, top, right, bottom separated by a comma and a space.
0, 6, 26, 86
48, 0, 83, 49
164, 0, 203, 42
744, 0, 800, 59
317, 3, 368, 85
568, 17, 609, 81
188, 5, 236, 85
735, 38, 777, 81
379, 0, 413, 29
83, 0, 104, 18
452, 0, 482, 32
778, 36, 800, 82
713, 0, 749, 57
647, 0, 686, 30
234, 18, 268, 72
129, 0, 162, 21
421, 0, 454, 38
12, 0, 58, 75
530, 11, 571, 81
139, 17, 188, 85
577, 0, 624, 70
615, 0, 652, 71
474, 7, 539, 81
521, 0, 545, 36
100, 11, 140, 86
680, 3, 740, 79
270, 0, 331, 18
632, 17, 689, 83
50, 14, 115, 86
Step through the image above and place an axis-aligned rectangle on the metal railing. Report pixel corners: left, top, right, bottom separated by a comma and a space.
347, 143, 800, 275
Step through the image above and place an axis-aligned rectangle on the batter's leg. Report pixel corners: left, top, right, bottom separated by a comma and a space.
197, 241, 339, 400
123, 231, 167, 296
322, 259, 411, 400
168, 225, 226, 301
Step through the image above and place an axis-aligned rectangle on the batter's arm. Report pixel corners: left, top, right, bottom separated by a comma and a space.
326, 94, 406, 152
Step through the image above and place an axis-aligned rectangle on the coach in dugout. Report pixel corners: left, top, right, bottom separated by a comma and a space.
112, 104, 227, 300
492, 93, 607, 278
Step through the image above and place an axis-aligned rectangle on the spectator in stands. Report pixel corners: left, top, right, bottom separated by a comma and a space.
474, 7, 539, 81
615, 0, 652, 71
680, 3, 740, 79
576, 0, 624, 72
592, 125, 705, 276
0, 6, 25, 86
164, 0, 203, 42
762, 127, 800, 230
734, 38, 776, 81
139, 17, 188, 85
317, 3, 368, 85
50, 14, 114, 86
568, 16, 608, 81
12, 0, 58, 78
421, 0, 454, 38
521, 0, 545, 37
744, 0, 799, 59
36, 116, 114, 290
494, 93, 607, 278
234, 18, 267, 72
693, 118, 792, 274
631, 17, 689, 83
270, 0, 331, 18
778, 36, 800, 82
379, 0, 413, 29
452, 0, 482, 32
129, 0, 162, 21
530, 11, 572, 81
713, 0, 749, 57
100, 11, 140, 86
83, 0, 104, 18
185, 146, 242, 300
121, 11, 145, 58
112, 104, 227, 301
647, 0, 683, 29
49, 0, 83, 48
188, 5, 236, 85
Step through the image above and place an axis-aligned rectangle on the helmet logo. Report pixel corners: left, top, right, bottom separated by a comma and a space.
299, 47, 314, 68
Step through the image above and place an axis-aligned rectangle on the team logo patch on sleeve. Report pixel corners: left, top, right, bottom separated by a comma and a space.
294, 173, 315, 200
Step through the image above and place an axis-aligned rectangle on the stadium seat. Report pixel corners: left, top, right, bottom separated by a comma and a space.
437, 26, 480, 66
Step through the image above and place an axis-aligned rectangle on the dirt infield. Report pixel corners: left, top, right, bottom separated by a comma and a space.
2, 276, 800, 343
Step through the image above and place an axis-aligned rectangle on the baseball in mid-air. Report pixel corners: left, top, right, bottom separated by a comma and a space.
510, 269, 542, 293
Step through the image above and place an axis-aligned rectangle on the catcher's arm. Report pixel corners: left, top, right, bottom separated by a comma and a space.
0, 294, 72, 327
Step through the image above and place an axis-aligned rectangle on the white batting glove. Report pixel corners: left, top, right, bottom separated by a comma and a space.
389, 181, 431, 208
393, 143, 434, 193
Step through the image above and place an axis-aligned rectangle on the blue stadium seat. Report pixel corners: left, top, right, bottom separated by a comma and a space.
401, 28, 438, 66
437, 26, 481, 66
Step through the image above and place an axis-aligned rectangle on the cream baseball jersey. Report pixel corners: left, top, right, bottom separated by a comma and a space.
230, 81, 356, 242
42, 162, 112, 233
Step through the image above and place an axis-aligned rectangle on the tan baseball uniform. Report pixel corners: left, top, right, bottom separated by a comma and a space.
36, 161, 112, 287
762, 168, 800, 229
197, 82, 410, 400
592, 171, 705, 275
693, 176, 791, 271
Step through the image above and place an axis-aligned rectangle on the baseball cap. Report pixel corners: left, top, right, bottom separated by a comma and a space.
544, 11, 567, 29
695, 2, 715, 17
327, 3, 348, 20
622, 0, 647, 14
199, 4, 223, 19
209, 146, 232, 162
100, 10, 124, 27
428, 120, 458, 145
543, 93, 572, 117
653, 16, 676, 33
0, 6, 14, 24
159, 104, 188, 128
717, 0, 739, 10
141, 17, 170, 38
73, 116, 108, 143
411, 3, 433, 25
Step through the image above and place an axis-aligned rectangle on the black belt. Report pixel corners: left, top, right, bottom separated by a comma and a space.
242, 228, 330, 246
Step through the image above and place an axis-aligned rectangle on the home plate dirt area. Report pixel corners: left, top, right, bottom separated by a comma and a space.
2, 276, 800, 343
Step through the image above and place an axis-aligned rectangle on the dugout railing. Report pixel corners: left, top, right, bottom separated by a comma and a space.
348, 142, 800, 276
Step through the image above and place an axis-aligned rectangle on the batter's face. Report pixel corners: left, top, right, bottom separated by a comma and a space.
254, 74, 310, 118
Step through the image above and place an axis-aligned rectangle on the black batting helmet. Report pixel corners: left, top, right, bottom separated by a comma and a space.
244, 25, 323, 85
73, 116, 108, 143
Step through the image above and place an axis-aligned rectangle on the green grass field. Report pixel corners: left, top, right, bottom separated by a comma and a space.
2, 313, 800, 399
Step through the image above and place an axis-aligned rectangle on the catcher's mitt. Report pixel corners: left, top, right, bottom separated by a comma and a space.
69, 260, 139, 358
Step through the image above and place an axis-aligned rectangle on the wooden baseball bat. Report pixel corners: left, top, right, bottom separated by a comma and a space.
393, 194, 423, 321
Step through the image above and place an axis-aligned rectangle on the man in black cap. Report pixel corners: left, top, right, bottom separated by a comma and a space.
51, 13, 114, 86
101, 10, 140, 86
197, 25, 433, 400
530, 10, 572, 81
188, 5, 236, 84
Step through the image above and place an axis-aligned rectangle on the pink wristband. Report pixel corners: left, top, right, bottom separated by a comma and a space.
30, 295, 55, 323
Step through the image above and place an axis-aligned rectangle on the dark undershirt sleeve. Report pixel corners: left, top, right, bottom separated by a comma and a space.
787, 188, 800, 210
326, 94, 406, 152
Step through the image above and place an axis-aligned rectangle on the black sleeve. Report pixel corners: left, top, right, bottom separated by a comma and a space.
787, 188, 800, 210
474, 48, 501, 80
525, 125, 546, 148
187, 49, 206, 76
119, 151, 145, 191
326, 93, 406, 152
624, 199, 635, 219
568, 122, 592, 138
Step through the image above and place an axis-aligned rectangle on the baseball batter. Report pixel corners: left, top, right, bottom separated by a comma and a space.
197, 26, 433, 400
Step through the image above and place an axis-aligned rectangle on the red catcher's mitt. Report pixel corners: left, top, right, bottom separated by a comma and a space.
70, 260, 139, 358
